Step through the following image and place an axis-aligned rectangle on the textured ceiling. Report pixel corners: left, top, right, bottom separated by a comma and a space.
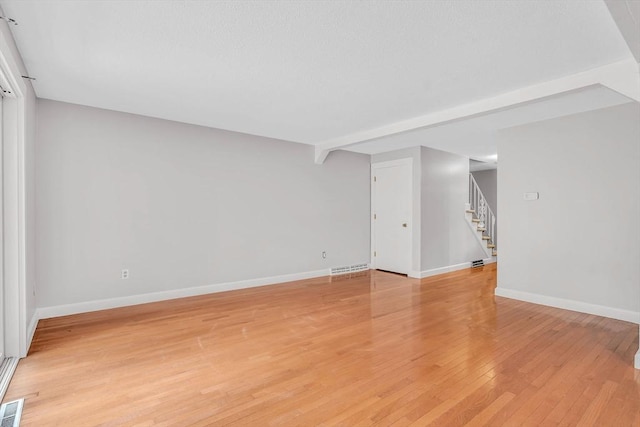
0, 0, 634, 157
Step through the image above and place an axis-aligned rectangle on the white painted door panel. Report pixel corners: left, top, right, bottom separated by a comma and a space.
372, 161, 411, 274
0, 95, 3, 364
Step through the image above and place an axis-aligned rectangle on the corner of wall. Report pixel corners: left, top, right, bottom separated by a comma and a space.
26, 311, 39, 356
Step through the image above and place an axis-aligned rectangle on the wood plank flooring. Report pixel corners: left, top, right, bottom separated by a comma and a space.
4, 264, 639, 426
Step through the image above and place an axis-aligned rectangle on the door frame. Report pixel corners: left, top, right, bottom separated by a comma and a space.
0, 25, 30, 358
370, 158, 413, 273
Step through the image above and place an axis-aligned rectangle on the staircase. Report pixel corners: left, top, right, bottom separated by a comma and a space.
465, 174, 497, 258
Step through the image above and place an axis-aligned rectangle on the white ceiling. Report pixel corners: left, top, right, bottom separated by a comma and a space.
0, 0, 636, 161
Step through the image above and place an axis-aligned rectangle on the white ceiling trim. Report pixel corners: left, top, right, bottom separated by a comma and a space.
315, 59, 640, 164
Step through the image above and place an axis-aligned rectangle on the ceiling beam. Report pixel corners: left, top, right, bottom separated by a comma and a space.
315, 59, 640, 164
605, 0, 640, 64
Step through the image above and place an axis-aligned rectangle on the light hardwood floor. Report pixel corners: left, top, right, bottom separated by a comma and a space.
4, 264, 639, 426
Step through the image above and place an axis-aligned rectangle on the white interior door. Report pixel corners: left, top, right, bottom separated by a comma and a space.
0, 94, 4, 364
372, 159, 412, 275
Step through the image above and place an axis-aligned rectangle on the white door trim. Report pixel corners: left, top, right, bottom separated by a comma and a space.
371, 158, 413, 273
0, 94, 3, 364
0, 22, 29, 358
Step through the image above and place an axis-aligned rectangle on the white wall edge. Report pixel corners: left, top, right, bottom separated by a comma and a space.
36, 268, 331, 320
26, 311, 38, 353
635, 346, 640, 370
495, 286, 640, 324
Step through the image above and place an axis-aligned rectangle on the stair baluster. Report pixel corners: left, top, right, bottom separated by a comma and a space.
469, 174, 497, 255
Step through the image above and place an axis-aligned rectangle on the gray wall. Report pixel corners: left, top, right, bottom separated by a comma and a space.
471, 169, 497, 244
497, 103, 640, 315
421, 147, 486, 271
36, 100, 371, 308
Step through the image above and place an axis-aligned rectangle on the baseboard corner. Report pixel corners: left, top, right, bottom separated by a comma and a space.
408, 270, 422, 279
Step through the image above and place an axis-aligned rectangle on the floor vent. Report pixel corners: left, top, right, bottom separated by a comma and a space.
471, 259, 484, 268
331, 263, 369, 276
0, 398, 23, 427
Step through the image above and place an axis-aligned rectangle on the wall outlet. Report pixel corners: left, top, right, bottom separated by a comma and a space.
121, 269, 129, 279
322, 251, 327, 259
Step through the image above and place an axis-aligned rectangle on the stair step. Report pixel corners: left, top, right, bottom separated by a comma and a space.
482, 236, 491, 240
487, 243, 496, 248
477, 227, 486, 232
471, 218, 480, 223
492, 251, 497, 256
466, 209, 475, 214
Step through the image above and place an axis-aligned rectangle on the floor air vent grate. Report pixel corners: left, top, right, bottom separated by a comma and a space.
471, 259, 484, 268
331, 264, 369, 275
0, 399, 23, 427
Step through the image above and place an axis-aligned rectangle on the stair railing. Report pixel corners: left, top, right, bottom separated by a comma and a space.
469, 174, 496, 246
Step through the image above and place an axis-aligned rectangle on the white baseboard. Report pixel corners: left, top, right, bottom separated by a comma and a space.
635, 347, 640, 370
420, 262, 471, 278
495, 287, 640, 324
37, 268, 331, 320
413, 258, 494, 279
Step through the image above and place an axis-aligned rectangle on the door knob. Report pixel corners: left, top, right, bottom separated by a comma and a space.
402, 223, 407, 227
